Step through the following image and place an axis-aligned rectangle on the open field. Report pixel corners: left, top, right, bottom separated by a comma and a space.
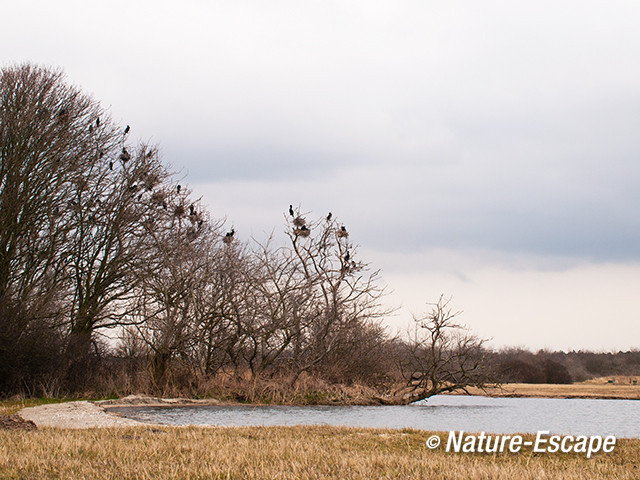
1, 425, 638, 480
467, 377, 640, 400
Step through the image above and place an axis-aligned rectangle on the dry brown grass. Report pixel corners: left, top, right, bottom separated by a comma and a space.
1, 426, 638, 479
464, 378, 640, 400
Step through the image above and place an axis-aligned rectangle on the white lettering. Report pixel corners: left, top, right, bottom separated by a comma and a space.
602, 436, 616, 453
534, 431, 549, 453
446, 431, 464, 452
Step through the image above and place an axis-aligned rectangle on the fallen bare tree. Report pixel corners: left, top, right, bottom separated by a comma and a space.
382, 295, 492, 405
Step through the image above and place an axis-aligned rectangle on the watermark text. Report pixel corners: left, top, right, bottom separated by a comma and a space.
425, 431, 616, 458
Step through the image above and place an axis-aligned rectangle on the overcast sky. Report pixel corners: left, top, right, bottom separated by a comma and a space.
3, 1, 639, 350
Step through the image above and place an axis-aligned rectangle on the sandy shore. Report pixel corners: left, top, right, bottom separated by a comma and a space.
18, 395, 224, 428
19, 400, 146, 428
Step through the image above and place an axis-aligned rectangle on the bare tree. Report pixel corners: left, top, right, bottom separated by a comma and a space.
0, 64, 102, 320
237, 235, 316, 380
1, 64, 177, 386
131, 183, 221, 387
283, 207, 390, 385
189, 234, 254, 378
63, 143, 170, 360
389, 295, 491, 404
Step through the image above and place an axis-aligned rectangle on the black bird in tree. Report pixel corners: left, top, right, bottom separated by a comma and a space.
96, 117, 100, 127
223, 228, 235, 244
326, 212, 332, 221
119, 148, 130, 162
344, 251, 350, 262
124, 125, 130, 135
341, 226, 347, 232
289, 205, 294, 216
109, 161, 113, 170
189, 204, 195, 215
177, 185, 181, 193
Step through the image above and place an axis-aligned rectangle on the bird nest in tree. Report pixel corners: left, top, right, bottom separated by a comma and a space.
150, 191, 165, 204
293, 216, 306, 227
174, 205, 185, 217
222, 235, 233, 245
143, 174, 160, 191
337, 229, 349, 238
186, 227, 198, 240
294, 227, 311, 237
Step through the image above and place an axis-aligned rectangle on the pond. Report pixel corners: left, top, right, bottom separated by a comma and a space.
108, 395, 640, 438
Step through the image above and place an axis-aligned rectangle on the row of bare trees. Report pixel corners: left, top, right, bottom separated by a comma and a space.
1, 63, 492, 402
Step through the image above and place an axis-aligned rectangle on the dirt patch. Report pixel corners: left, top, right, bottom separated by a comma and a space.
0, 414, 37, 431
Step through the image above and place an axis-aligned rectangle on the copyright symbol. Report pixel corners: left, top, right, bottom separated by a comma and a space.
426, 435, 441, 449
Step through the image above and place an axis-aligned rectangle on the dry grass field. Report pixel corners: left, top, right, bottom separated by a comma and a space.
1, 425, 638, 480
464, 377, 640, 400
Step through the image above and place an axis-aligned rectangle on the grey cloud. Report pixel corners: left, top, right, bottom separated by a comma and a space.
4, 0, 640, 264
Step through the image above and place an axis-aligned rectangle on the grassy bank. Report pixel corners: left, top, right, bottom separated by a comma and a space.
1, 425, 638, 479
0, 397, 75, 416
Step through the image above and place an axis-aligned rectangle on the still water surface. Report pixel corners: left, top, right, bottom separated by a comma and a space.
109, 396, 640, 438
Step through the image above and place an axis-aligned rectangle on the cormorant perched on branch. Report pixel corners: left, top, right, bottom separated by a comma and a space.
189, 204, 195, 216
289, 205, 294, 216
96, 117, 100, 127
109, 161, 113, 170
294, 225, 311, 237
223, 228, 235, 244
326, 212, 332, 221
124, 125, 130, 135
119, 148, 130, 162
337, 225, 349, 238
345, 251, 350, 262
177, 184, 181, 193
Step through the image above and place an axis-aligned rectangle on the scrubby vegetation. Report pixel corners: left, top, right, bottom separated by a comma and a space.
1, 63, 638, 404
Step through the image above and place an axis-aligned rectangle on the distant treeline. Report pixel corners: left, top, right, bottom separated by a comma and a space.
491, 348, 640, 384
